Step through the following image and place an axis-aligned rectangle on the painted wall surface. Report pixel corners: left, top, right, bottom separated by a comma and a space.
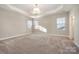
73, 8, 79, 47
69, 9, 75, 39
69, 6, 79, 47
37, 12, 69, 36
0, 8, 31, 39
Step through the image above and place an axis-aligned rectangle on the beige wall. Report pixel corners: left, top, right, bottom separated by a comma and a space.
69, 6, 79, 47
69, 8, 75, 39
0, 8, 31, 39
37, 12, 69, 36
72, 7, 79, 47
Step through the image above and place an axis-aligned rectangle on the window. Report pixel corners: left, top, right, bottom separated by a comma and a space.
27, 20, 32, 28
34, 20, 39, 29
57, 17, 65, 30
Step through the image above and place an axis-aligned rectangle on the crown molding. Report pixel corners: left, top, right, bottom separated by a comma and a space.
6, 4, 31, 18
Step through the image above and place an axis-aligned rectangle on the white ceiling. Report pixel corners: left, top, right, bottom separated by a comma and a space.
11, 4, 62, 15
0, 4, 77, 18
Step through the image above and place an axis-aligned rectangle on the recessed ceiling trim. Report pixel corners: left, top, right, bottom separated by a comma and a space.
6, 4, 31, 18
41, 5, 63, 17
0, 4, 74, 19
31, 5, 63, 18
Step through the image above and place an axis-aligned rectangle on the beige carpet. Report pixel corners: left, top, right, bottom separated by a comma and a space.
0, 34, 78, 54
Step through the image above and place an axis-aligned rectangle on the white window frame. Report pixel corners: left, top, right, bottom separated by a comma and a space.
57, 17, 65, 30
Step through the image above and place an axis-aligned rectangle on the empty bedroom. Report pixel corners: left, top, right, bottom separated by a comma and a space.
0, 4, 79, 54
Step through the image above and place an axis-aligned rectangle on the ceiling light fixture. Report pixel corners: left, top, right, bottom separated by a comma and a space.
32, 4, 40, 16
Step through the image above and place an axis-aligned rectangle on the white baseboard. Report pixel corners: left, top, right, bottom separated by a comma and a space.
0, 33, 31, 41
48, 34, 69, 38
31, 33, 69, 38
0, 33, 69, 41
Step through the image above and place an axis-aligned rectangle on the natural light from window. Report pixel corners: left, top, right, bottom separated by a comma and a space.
27, 20, 32, 29
27, 20, 47, 33
57, 17, 65, 30
34, 20, 47, 33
